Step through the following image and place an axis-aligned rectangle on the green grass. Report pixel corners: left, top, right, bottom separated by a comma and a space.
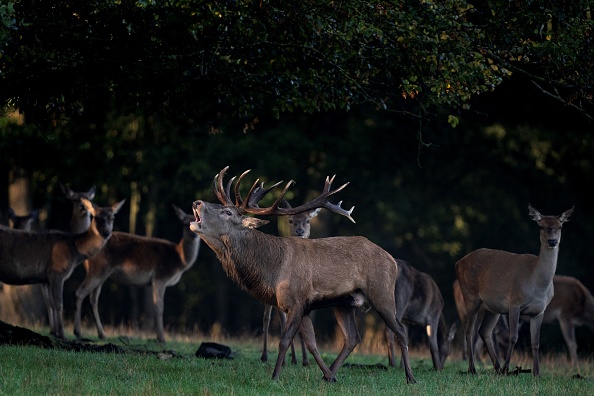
0, 328, 592, 396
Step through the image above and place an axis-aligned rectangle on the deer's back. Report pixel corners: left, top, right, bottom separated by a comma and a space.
0, 227, 74, 283
397, 260, 443, 325
90, 231, 182, 282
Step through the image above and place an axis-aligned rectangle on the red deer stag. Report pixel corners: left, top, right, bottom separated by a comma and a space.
0, 198, 125, 338
73, 205, 201, 342
384, 259, 452, 370
455, 204, 574, 376
189, 167, 417, 384
261, 204, 320, 366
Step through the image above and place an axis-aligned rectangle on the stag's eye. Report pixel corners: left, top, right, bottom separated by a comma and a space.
226, 210, 232, 216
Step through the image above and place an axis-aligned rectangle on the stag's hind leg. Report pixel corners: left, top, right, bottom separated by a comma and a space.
375, 306, 417, 384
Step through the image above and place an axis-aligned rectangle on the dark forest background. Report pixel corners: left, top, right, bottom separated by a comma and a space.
1, 1, 593, 360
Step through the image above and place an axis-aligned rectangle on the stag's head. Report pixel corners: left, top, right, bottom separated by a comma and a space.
528, 204, 574, 249
190, 167, 355, 238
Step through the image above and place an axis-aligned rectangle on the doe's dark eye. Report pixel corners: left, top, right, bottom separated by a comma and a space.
226, 210, 232, 216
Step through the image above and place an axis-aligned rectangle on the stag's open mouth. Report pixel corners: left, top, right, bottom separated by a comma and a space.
190, 205, 202, 232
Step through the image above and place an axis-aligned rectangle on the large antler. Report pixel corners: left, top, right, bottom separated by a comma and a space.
213, 167, 356, 223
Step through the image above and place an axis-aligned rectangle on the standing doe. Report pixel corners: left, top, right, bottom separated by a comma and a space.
190, 167, 416, 384
0, 198, 125, 338
455, 204, 574, 376
73, 205, 201, 342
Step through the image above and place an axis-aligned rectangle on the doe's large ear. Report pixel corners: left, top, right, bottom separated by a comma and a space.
242, 217, 269, 229
559, 206, 574, 223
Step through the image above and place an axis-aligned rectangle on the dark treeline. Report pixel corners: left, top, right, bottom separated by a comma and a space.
1, 74, 593, 358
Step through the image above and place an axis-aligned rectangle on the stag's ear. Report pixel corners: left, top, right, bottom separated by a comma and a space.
242, 217, 269, 229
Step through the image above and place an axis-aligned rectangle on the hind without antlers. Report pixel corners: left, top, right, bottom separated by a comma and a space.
456, 204, 574, 376
190, 167, 416, 384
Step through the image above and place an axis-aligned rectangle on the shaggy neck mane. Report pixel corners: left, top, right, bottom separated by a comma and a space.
212, 228, 286, 305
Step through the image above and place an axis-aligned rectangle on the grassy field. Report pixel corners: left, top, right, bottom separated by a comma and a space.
0, 325, 592, 396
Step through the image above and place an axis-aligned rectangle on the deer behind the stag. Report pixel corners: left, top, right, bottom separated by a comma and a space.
455, 204, 574, 376
0, 198, 125, 338
73, 205, 201, 342
189, 167, 416, 384
385, 259, 452, 370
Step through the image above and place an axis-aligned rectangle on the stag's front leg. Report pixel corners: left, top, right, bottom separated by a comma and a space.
529, 313, 545, 376
298, 315, 334, 381
272, 307, 303, 380
328, 306, 360, 378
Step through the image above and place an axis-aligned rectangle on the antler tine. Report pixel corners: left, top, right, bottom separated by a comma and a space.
213, 166, 234, 205
322, 200, 356, 223
240, 174, 355, 223
245, 180, 285, 208
233, 169, 252, 206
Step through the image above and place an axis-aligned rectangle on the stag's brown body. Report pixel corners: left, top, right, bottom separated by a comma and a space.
74, 205, 200, 342
190, 167, 416, 384
0, 198, 124, 338
261, 207, 320, 366
455, 204, 574, 376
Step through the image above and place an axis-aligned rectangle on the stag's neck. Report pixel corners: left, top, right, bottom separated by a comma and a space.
177, 230, 201, 267
211, 229, 283, 304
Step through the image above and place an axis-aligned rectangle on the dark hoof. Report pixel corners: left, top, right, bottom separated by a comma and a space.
322, 376, 337, 383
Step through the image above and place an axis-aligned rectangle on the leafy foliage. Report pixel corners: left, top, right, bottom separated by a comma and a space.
3, 0, 573, 126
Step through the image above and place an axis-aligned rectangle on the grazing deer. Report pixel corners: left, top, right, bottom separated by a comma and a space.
261, 205, 320, 366
455, 204, 574, 376
189, 167, 417, 384
0, 198, 125, 339
73, 205, 201, 342
60, 183, 96, 234
7, 207, 40, 231
384, 259, 451, 370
